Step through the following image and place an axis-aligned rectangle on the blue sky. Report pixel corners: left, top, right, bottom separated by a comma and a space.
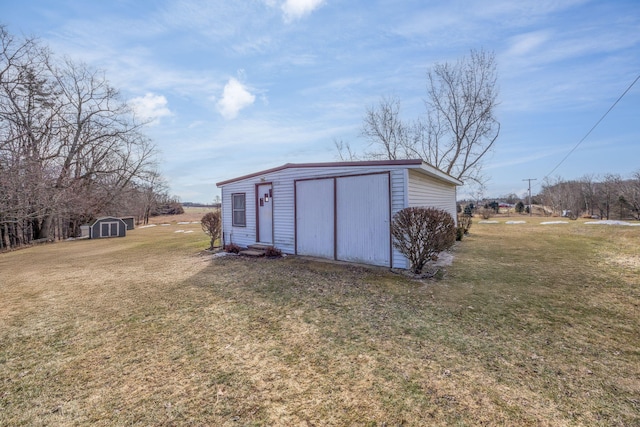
3, 0, 639, 202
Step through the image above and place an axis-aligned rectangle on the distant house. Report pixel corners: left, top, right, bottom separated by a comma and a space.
88, 217, 127, 239
216, 159, 462, 268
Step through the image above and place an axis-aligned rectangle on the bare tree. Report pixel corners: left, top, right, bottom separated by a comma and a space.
420, 49, 499, 184
361, 96, 410, 160
334, 137, 358, 161
596, 174, 622, 220
0, 26, 58, 245
563, 180, 587, 219
538, 173, 640, 221
539, 176, 565, 216
622, 170, 640, 220
352, 49, 499, 186
540, 177, 587, 218
579, 174, 597, 217
616, 172, 640, 220
136, 171, 168, 224
0, 27, 161, 249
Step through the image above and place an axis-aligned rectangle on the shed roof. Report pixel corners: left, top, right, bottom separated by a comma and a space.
89, 216, 125, 225
216, 159, 463, 187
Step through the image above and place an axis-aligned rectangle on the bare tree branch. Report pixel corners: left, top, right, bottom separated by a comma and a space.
342, 49, 499, 188
0, 27, 162, 249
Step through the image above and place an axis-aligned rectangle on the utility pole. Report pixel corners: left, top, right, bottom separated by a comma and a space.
522, 178, 537, 216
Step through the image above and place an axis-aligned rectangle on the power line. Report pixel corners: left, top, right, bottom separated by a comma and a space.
541, 73, 640, 183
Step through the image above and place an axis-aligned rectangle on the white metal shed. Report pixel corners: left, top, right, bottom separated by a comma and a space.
216, 159, 462, 268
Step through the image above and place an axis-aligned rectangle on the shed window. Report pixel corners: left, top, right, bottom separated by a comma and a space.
232, 193, 246, 226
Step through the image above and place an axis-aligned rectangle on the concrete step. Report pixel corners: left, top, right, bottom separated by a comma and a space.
239, 243, 276, 257
248, 243, 271, 250
239, 249, 265, 257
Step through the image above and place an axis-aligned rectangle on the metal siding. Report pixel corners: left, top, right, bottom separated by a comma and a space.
407, 169, 458, 221
272, 179, 295, 252
220, 187, 225, 246
295, 179, 335, 258
219, 164, 413, 261
336, 174, 390, 266
390, 169, 409, 269
400, 170, 456, 269
122, 217, 135, 230
267, 166, 400, 254
220, 181, 256, 248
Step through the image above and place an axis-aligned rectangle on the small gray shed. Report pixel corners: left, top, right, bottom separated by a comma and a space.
89, 217, 127, 239
216, 159, 462, 269
121, 216, 135, 230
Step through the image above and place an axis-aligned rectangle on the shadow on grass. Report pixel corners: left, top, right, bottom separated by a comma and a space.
181, 242, 640, 426
1, 221, 638, 426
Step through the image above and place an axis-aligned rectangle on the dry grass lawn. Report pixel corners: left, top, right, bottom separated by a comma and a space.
1, 213, 639, 426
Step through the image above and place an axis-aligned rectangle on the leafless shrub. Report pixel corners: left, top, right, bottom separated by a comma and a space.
479, 207, 493, 220
224, 243, 241, 254
201, 211, 221, 249
264, 246, 282, 258
457, 214, 472, 241
391, 207, 456, 274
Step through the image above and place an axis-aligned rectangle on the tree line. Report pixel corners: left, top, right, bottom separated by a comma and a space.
538, 173, 640, 220
0, 26, 173, 250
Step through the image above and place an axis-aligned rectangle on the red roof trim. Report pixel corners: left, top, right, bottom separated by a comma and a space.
216, 159, 424, 187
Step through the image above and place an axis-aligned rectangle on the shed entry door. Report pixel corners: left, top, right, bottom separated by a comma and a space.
257, 183, 273, 244
100, 221, 119, 237
295, 173, 391, 267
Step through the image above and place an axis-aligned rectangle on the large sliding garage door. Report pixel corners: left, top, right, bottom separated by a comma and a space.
336, 174, 390, 266
295, 173, 391, 267
295, 178, 335, 259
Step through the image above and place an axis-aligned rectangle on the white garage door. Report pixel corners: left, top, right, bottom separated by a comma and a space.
295, 179, 335, 258
336, 174, 390, 266
295, 173, 391, 267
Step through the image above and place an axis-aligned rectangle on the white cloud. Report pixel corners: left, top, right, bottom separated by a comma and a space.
216, 78, 256, 120
129, 92, 172, 124
505, 31, 551, 56
281, 0, 325, 22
